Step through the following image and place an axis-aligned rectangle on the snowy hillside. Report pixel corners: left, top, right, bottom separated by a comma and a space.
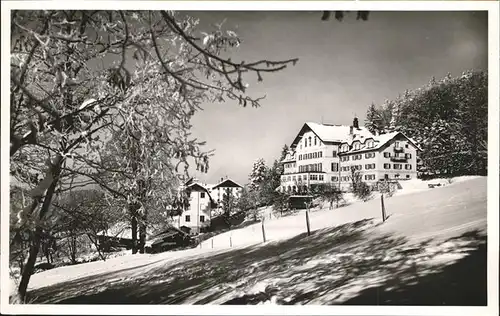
19, 176, 487, 305
199, 176, 485, 249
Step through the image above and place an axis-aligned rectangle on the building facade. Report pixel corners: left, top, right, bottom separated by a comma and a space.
177, 182, 214, 234
170, 177, 243, 235
208, 178, 243, 204
280, 118, 419, 192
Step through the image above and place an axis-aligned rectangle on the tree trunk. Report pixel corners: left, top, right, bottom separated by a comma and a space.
131, 215, 138, 254
17, 156, 62, 302
87, 233, 106, 261
138, 213, 147, 254
45, 245, 51, 264
18, 227, 42, 302
70, 235, 77, 264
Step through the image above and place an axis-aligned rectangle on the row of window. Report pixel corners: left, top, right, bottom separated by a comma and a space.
284, 162, 297, 168
340, 151, 377, 162
341, 140, 410, 153
341, 166, 356, 172
340, 164, 374, 172
310, 174, 325, 181
383, 152, 412, 159
185, 215, 205, 223
299, 163, 323, 173
394, 141, 410, 149
351, 154, 363, 160
337, 174, 412, 182
383, 163, 412, 170
299, 151, 323, 160
282, 172, 327, 182
293, 147, 412, 163
338, 163, 413, 172
284, 173, 414, 185
340, 140, 376, 153
288, 162, 413, 177
300, 135, 321, 149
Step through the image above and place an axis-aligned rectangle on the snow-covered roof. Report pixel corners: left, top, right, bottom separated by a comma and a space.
185, 182, 216, 202
287, 121, 420, 156
372, 131, 400, 148
290, 122, 373, 148
211, 178, 243, 189
186, 182, 209, 191
306, 122, 373, 143
339, 131, 420, 154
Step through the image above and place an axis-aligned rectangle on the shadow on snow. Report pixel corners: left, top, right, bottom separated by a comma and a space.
26, 219, 487, 306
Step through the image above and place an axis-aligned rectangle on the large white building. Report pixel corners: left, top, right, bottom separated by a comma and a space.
280, 118, 420, 192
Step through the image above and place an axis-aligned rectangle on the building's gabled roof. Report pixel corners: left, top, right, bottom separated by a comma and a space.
184, 177, 199, 186
290, 122, 373, 148
211, 178, 243, 189
185, 183, 216, 202
339, 131, 421, 154
186, 182, 210, 192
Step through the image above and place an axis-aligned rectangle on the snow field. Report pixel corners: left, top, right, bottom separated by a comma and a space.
23, 176, 486, 296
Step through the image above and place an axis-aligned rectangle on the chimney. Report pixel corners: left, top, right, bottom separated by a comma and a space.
349, 126, 353, 135
353, 117, 359, 129
220, 177, 223, 183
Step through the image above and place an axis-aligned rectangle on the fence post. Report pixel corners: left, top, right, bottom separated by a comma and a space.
230, 236, 232, 247
261, 218, 266, 243
305, 208, 311, 236
211, 238, 214, 249
381, 194, 387, 222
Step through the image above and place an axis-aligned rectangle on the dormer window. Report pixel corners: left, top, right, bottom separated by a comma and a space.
353, 142, 361, 150
366, 140, 374, 148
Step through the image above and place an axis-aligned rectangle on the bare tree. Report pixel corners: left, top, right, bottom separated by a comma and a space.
349, 166, 372, 202
10, 10, 298, 301
313, 183, 344, 209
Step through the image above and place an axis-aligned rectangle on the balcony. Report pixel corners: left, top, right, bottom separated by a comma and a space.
390, 156, 408, 162
394, 146, 404, 153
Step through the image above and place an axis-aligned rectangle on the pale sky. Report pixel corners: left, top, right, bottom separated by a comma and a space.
185, 11, 487, 185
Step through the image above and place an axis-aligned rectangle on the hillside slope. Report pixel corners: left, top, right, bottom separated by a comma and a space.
24, 177, 487, 305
